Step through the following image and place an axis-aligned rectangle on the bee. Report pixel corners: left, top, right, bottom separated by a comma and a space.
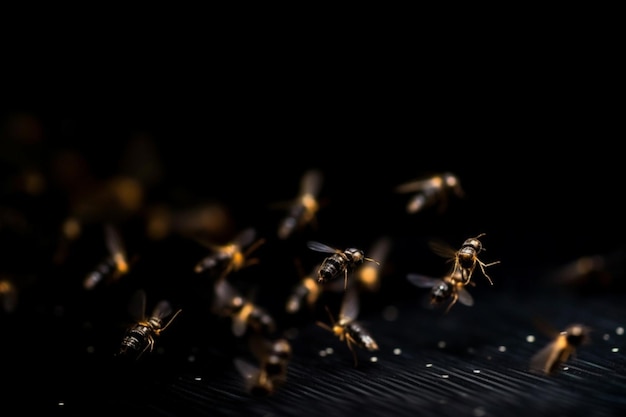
307, 241, 380, 290
285, 261, 324, 314
0, 277, 18, 313
194, 227, 265, 280
212, 278, 276, 337
84, 223, 131, 290
234, 334, 292, 395
529, 323, 591, 375
317, 285, 379, 367
394, 172, 464, 214
429, 233, 500, 286
118, 289, 182, 360
277, 169, 324, 240
353, 236, 392, 293
407, 269, 474, 313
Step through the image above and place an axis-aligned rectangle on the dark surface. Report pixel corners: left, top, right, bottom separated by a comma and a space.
1, 110, 625, 417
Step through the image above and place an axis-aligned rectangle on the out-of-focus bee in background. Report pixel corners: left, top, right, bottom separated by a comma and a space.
429, 233, 500, 286
84, 223, 132, 290
234, 334, 292, 396
285, 260, 324, 315
0, 276, 18, 313
276, 169, 324, 240
118, 289, 182, 360
212, 278, 276, 338
194, 227, 265, 281
394, 172, 464, 214
407, 269, 474, 313
307, 241, 380, 290
317, 285, 379, 367
529, 322, 591, 375
352, 236, 392, 293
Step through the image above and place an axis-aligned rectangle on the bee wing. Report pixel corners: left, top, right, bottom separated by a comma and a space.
234, 357, 260, 382
368, 236, 392, 263
407, 273, 441, 288
394, 177, 436, 193
104, 223, 127, 260
339, 285, 360, 321
234, 227, 257, 249
300, 169, 324, 197
213, 278, 239, 312
152, 300, 173, 320
128, 289, 147, 321
456, 286, 474, 307
428, 239, 458, 260
307, 241, 338, 254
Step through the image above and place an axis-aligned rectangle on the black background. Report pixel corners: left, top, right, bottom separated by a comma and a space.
1, 40, 625, 416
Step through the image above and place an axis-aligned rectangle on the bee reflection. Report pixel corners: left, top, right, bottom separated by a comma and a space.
118, 289, 182, 360
529, 323, 591, 375
317, 285, 379, 367
394, 172, 464, 214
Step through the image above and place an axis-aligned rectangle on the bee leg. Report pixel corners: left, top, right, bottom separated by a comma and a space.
444, 294, 458, 314
346, 337, 359, 368
344, 270, 349, 290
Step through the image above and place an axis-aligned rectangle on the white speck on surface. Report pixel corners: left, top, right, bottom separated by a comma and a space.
441, 374, 449, 378
325, 347, 334, 354
526, 335, 535, 343
473, 406, 486, 416
603, 333, 610, 341
370, 356, 378, 362
498, 345, 506, 352
616, 327, 624, 335
393, 348, 402, 355
437, 341, 446, 348
612, 347, 619, 353
426, 363, 433, 368
473, 369, 481, 374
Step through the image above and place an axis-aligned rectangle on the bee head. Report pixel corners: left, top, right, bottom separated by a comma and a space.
344, 248, 365, 264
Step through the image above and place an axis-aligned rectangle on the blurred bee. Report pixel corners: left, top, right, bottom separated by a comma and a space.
0, 277, 18, 313
234, 335, 292, 395
285, 261, 324, 314
407, 269, 474, 313
277, 169, 324, 240
317, 285, 379, 367
530, 323, 591, 375
194, 227, 265, 280
307, 241, 380, 290
429, 233, 500, 286
353, 236, 392, 293
118, 289, 182, 360
394, 172, 464, 214
212, 278, 276, 337
84, 223, 131, 290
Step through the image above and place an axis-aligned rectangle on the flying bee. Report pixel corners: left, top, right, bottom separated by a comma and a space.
394, 172, 464, 214
529, 323, 591, 375
0, 277, 18, 313
194, 227, 265, 280
407, 269, 474, 313
118, 289, 182, 360
429, 233, 500, 286
212, 278, 276, 337
277, 168, 324, 240
234, 334, 292, 395
317, 285, 379, 367
353, 236, 392, 293
84, 223, 131, 290
307, 241, 380, 290
286, 261, 324, 314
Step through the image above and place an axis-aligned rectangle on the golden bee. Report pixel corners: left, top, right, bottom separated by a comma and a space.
429, 233, 500, 285
118, 289, 182, 360
84, 223, 131, 290
407, 269, 474, 313
212, 278, 276, 338
194, 227, 265, 280
317, 285, 379, 367
307, 241, 379, 290
394, 172, 464, 214
234, 334, 292, 395
285, 261, 324, 314
529, 323, 591, 375
277, 168, 324, 240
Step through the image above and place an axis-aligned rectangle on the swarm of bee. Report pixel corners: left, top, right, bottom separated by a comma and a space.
2, 120, 604, 406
